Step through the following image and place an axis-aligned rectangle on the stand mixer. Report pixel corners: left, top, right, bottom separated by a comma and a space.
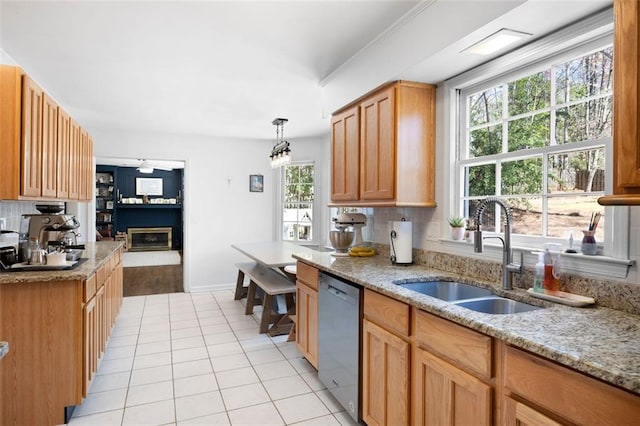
330, 213, 367, 253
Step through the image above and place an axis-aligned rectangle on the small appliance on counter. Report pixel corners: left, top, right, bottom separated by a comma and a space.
389, 218, 412, 264
329, 213, 367, 256
19, 205, 81, 263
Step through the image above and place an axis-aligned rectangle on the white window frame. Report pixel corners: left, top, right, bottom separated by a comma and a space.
277, 161, 318, 244
441, 7, 632, 279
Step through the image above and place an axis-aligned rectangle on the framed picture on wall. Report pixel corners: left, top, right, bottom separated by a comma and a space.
250, 174, 264, 192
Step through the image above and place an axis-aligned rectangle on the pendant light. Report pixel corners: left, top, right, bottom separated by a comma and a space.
270, 118, 291, 168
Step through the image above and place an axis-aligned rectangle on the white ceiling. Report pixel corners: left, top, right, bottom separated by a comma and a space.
0, 0, 611, 142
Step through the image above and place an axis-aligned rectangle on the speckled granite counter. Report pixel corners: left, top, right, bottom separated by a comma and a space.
0, 241, 123, 284
292, 251, 640, 395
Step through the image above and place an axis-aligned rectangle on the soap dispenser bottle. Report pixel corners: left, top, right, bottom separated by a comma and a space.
533, 252, 545, 293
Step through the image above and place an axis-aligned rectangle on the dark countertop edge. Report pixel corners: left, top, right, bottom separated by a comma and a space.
0, 241, 124, 284
293, 254, 640, 395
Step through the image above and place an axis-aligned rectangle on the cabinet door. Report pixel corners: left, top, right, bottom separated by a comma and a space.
56, 108, 71, 199
504, 397, 562, 426
96, 284, 106, 356
82, 296, 98, 398
68, 119, 81, 199
21, 75, 44, 197
413, 348, 491, 426
42, 93, 58, 198
331, 106, 360, 202
295, 283, 318, 369
362, 318, 410, 426
612, 0, 640, 194
360, 86, 395, 201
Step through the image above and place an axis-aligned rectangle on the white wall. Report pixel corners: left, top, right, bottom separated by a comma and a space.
91, 128, 329, 292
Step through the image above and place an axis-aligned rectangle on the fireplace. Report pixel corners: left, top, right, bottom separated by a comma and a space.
127, 227, 172, 251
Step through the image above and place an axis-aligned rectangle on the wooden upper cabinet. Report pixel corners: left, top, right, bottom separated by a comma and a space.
42, 93, 58, 198
599, 0, 640, 205
329, 80, 436, 207
0, 65, 93, 202
68, 119, 81, 200
0, 66, 22, 200
360, 86, 395, 201
57, 108, 71, 199
331, 106, 360, 202
21, 75, 44, 197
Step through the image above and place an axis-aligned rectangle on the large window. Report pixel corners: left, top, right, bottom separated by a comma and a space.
458, 45, 612, 244
282, 162, 314, 242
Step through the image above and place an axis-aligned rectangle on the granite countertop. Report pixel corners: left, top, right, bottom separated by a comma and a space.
292, 251, 640, 395
0, 241, 123, 284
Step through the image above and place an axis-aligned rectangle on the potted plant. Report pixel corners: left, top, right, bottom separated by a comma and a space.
448, 216, 466, 240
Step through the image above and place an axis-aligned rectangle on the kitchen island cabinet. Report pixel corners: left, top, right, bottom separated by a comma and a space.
0, 242, 123, 426
330, 80, 436, 207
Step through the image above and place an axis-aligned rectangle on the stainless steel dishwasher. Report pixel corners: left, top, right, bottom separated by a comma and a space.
318, 272, 363, 423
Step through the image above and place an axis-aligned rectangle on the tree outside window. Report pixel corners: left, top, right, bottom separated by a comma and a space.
282, 163, 314, 241
460, 45, 612, 242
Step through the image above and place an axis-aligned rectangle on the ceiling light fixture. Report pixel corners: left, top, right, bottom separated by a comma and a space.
137, 159, 154, 174
270, 118, 291, 168
462, 28, 532, 56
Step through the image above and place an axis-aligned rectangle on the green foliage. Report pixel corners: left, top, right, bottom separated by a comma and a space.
448, 216, 466, 227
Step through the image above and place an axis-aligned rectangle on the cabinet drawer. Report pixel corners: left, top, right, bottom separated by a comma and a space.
96, 264, 106, 287
84, 273, 96, 302
414, 310, 492, 379
296, 261, 319, 291
504, 345, 640, 425
364, 289, 410, 337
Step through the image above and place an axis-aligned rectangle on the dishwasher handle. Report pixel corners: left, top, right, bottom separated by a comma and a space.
327, 283, 357, 304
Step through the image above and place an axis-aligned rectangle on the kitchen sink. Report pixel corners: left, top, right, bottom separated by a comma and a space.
395, 280, 494, 301
452, 296, 543, 314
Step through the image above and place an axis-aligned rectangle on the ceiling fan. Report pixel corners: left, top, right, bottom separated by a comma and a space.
137, 159, 173, 174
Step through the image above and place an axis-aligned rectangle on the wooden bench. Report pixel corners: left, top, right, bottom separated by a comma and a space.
241, 263, 296, 336
234, 262, 262, 301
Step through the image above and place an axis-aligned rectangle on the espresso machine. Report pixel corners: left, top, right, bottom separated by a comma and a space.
18, 213, 81, 262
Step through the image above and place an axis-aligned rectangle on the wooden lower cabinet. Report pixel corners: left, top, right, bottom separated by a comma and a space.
83, 296, 98, 397
413, 347, 491, 426
295, 283, 318, 368
504, 397, 561, 426
362, 318, 410, 426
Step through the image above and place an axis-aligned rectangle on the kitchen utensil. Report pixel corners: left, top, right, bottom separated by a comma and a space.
329, 230, 354, 253
29, 248, 47, 265
0, 246, 18, 268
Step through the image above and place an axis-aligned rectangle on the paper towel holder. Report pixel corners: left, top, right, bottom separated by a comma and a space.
390, 217, 413, 265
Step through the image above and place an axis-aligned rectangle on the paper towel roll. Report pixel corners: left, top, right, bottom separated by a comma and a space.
389, 220, 412, 264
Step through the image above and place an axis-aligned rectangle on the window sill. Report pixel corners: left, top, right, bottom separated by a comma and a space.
439, 238, 635, 280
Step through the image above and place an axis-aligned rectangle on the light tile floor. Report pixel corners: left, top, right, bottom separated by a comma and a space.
68, 290, 358, 426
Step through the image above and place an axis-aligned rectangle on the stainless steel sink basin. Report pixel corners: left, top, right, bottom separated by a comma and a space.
453, 296, 543, 314
395, 281, 494, 301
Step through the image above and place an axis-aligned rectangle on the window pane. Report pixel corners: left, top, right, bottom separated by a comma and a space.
466, 199, 496, 232
501, 158, 543, 195
300, 165, 314, 183
466, 164, 496, 196
508, 112, 550, 151
470, 124, 502, 157
285, 166, 299, 184
547, 196, 604, 240
555, 47, 613, 104
555, 98, 612, 144
285, 184, 298, 202
548, 148, 605, 194
508, 71, 551, 116
510, 197, 543, 236
298, 184, 314, 202
469, 87, 502, 126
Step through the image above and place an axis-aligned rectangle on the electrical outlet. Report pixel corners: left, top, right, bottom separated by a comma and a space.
0, 218, 6, 230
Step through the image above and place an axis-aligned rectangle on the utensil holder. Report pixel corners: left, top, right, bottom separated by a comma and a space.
581, 230, 597, 255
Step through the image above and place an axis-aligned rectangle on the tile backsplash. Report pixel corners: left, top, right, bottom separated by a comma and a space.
0, 201, 39, 231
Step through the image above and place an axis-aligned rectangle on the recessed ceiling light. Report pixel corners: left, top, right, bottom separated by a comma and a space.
462, 28, 532, 56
